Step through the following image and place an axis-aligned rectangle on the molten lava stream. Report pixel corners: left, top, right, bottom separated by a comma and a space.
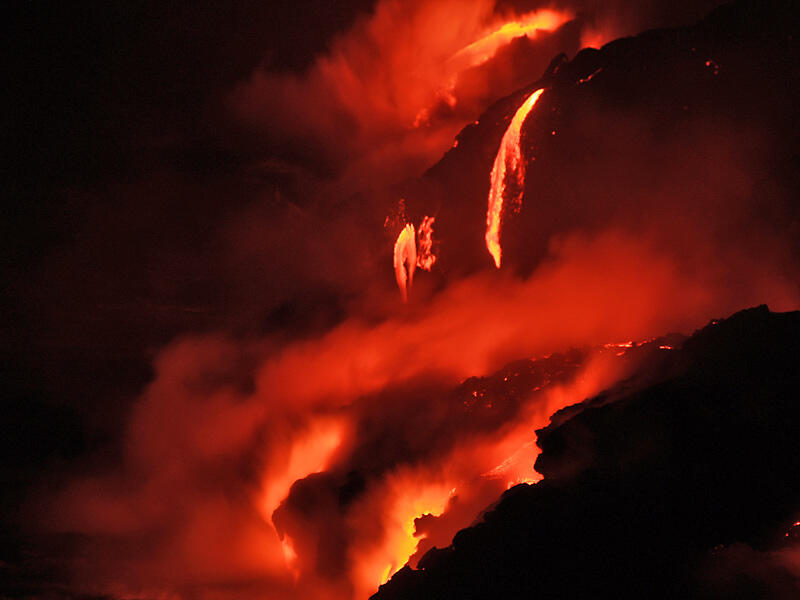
394, 224, 417, 302
451, 9, 572, 70
416, 216, 436, 271
486, 87, 545, 268
413, 9, 571, 127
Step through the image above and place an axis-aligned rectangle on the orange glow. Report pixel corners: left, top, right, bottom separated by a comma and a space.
379, 483, 453, 583
578, 68, 603, 84
394, 224, 417, 302
258, 417, 344, 541
481, 438, 542, 487
451, 9, 572, 71
416, 216, 437, 271
234, 1, 574, 189
486, 88, 545, 267
422, 8, 571, 120
281, 536, 300, 579
352, 472, 454, 596
44, 225, 800, 598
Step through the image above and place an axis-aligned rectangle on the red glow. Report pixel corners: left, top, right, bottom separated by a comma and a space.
420, 8, 572, 123
35, 2, 800, 598
232, 2, 574, 189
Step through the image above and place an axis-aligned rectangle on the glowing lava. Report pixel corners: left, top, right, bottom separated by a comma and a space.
416, 216, 437, 271
450, 9, 571, 71
414, 9, 571, 127
394, 224, 417, 302
485, 87, 545, 268
393, 216, 436, 301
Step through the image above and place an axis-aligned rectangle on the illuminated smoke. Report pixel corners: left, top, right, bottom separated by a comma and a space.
351, 471, 455, 596
40, 228, 800, 599
485, 88, 545, 268
394, 224, 417, 302
257, 416, 345, 577
231, 1, 577, 189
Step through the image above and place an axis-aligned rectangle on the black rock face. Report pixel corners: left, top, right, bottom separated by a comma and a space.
372, 306, 800, 599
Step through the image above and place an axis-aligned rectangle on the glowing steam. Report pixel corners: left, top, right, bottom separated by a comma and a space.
415, 9, 572, 125
352, 472, 455, 596
232, 1, 577, 188
486, 88, 546, 267
258, 416, 345, 576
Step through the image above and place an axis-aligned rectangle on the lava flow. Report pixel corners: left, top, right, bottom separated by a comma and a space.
394, 224, 417, 302
416, 216, 437, 271
413, 8, 571, 127
450, 9, 572, 71
393, 216, 437, 301
486, 88, 545, 267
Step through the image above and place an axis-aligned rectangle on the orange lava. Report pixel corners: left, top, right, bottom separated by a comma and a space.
486, 88, 545, 268
414, 8, 571, 127
451, 9, 572, 71
394, 224, 417, 302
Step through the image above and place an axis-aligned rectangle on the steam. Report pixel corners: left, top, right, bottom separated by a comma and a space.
39, 228, 799, 598
229, 0, 578, 189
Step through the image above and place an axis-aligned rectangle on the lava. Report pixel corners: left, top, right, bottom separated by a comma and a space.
393, 216, 437, 300
450, 9, 572, 71
416, 216, 437, 271
485, 87, 545, 267
428, 9, 570, 117
412, 8, 571, 128
394, 224, 417, 302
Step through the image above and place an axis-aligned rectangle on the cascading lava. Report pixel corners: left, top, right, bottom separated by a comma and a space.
486, 88, 545, 268
393, 216, 437, 301
416, 216, 437, 271
394, 224, 417, 302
